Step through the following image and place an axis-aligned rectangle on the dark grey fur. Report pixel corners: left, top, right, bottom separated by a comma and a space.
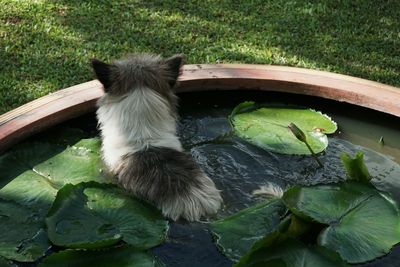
92, 54, 181, 109
117, 147, 203, 202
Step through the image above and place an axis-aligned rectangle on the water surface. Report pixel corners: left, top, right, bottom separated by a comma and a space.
152, 91, 400, 267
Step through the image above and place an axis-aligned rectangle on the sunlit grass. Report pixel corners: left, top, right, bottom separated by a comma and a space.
1, 0, 399, 113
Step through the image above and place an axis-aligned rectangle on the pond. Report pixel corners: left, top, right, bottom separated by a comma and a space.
2, 90, 400, 267
154, 90, 400, 267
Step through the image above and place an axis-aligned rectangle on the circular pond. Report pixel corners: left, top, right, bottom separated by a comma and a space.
0, 65, 399, 267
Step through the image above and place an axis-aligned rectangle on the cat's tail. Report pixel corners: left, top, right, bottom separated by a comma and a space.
116, 147, 222, 221
160, 172, 222, 221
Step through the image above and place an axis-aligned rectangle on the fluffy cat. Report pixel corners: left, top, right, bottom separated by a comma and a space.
92, 54, 222, 221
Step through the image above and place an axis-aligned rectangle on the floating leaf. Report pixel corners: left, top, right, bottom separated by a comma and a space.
282, 181, 400, 263
0, 132, 165, 259
230, 102, 337, 155
0, 138, 113, 216
0, 142, 64, 189
0, 199, 50, 262
235, 231, 349, 267
32, 138, 111, 188
39, 246, 163, 267
0, 127, 85, 186
211, 199, 287, 261
46, 182, 168, 249
0, 133, 115, 261
229, 101, 257, 120
340, 152, 372, 182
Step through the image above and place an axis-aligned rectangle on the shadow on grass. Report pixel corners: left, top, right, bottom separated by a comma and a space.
47, 0, 400, 83
1, 0, 399, 113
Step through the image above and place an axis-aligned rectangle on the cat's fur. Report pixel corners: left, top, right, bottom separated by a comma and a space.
92, 54, 222, 221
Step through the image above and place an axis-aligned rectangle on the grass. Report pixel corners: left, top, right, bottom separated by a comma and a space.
0, 0, 399, 114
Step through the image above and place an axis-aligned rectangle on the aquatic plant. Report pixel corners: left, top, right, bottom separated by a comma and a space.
212, 152, 400, 266
229, 101, 337, 155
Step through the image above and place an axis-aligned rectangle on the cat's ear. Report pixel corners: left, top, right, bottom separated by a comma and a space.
165, 54, 184, 88
92, 58, 114, 92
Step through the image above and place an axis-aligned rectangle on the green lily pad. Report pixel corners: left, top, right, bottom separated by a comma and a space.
0, 198, 50, 262
211, 199, 287, 261
230, 102, 337, 155
235, 232, 349, 267
0, 142, 63, 189
0, 133, 115, 261
46, 182, 168, 249
39, 246, 164, 267
0, 127, 85, 186
33, 138, 111, 187
282, 181, 400, 263
0, 138, 113, 216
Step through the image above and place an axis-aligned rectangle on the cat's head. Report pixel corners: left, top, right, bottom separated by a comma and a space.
92, 53, 183, 107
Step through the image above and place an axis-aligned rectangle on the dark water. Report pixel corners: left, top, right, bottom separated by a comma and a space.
151, 91, 400, 267
10, 90, 400, 267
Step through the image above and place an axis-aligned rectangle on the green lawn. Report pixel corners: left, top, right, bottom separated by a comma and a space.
1, 0, 399, 114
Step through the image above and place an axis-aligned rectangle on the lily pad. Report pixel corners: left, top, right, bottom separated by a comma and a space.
0, 133, 115, 261
235, 232, 349, 267
0, 127, 85, 185
0, 198, 50, 262
0, 138, 113, 216
230, 102, 337, 155
33, 138, 111, 187
211, 199, 287, 261
46, 182, 168, 249
39, 246, 163, 267
282, 181, 400, 263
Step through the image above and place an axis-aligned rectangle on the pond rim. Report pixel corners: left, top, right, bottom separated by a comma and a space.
1, 64, 400, 153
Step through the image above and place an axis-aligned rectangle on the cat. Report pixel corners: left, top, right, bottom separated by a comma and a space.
92, 54, 222, 221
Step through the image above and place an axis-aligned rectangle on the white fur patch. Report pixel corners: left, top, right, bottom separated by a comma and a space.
97, 88, 182, 172
252, 183, 284, 199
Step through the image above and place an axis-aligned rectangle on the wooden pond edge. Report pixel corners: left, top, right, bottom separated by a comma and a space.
1, 64, 399, 153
